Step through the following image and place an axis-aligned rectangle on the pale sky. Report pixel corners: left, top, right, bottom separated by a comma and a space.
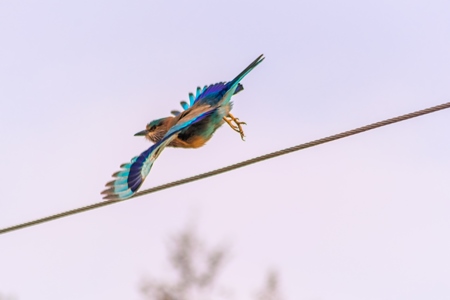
1, 0, 450, 299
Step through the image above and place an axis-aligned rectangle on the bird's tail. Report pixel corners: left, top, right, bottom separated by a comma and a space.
220, 54, 265, 106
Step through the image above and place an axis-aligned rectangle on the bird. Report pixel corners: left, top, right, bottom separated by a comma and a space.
102, 54, 264, 200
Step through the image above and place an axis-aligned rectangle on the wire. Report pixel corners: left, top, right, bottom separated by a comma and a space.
1, 101, 450, 236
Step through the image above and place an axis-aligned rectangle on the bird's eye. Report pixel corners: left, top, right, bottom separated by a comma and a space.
149, 125, 157, 131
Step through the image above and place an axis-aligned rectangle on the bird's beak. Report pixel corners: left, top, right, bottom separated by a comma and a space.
134, 129, 148, 136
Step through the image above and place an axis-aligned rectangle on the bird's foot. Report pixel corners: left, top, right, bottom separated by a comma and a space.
223, 113, 246, 141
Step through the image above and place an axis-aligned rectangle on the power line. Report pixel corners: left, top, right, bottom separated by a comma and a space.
1, 101, 450, 236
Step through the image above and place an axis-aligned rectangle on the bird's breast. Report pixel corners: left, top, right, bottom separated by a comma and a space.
186, 135, 209, 148
169, 135, 208, 148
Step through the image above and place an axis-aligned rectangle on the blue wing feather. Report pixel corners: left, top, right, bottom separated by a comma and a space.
181, 101, 189, 110
189, 93, 195, 106
102, 108, 217, 200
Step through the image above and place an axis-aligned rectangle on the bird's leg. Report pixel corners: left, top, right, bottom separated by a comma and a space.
223, 113, 246, 140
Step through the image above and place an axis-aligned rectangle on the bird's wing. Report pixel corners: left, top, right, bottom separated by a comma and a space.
177, 83, 243, 112
190, 83, 245, 106
168, 55, 264, 123
102, 107, 217, 200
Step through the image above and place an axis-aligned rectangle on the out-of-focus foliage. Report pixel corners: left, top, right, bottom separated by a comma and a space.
140, 226, 228, 300
140, 226, 284, 300
255, 271, 283, 300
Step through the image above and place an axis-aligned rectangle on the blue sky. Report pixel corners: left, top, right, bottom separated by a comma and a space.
1, 0, 450, 299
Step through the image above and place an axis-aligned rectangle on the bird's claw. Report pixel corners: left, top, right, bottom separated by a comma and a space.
223, 113, 246, 141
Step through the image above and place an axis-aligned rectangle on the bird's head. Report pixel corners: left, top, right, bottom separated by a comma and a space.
134, 117, 173, 143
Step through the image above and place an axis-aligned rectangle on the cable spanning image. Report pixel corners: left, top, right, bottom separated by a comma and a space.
102, 54, 265, 200
1, 81, 450, 235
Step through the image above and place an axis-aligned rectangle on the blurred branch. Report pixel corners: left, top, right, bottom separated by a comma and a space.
140, 226, 228, 300
140, 225, 286, 300
255, 270, 283, 300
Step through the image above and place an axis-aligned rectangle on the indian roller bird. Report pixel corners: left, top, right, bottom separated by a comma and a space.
102, 54, 264, 200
